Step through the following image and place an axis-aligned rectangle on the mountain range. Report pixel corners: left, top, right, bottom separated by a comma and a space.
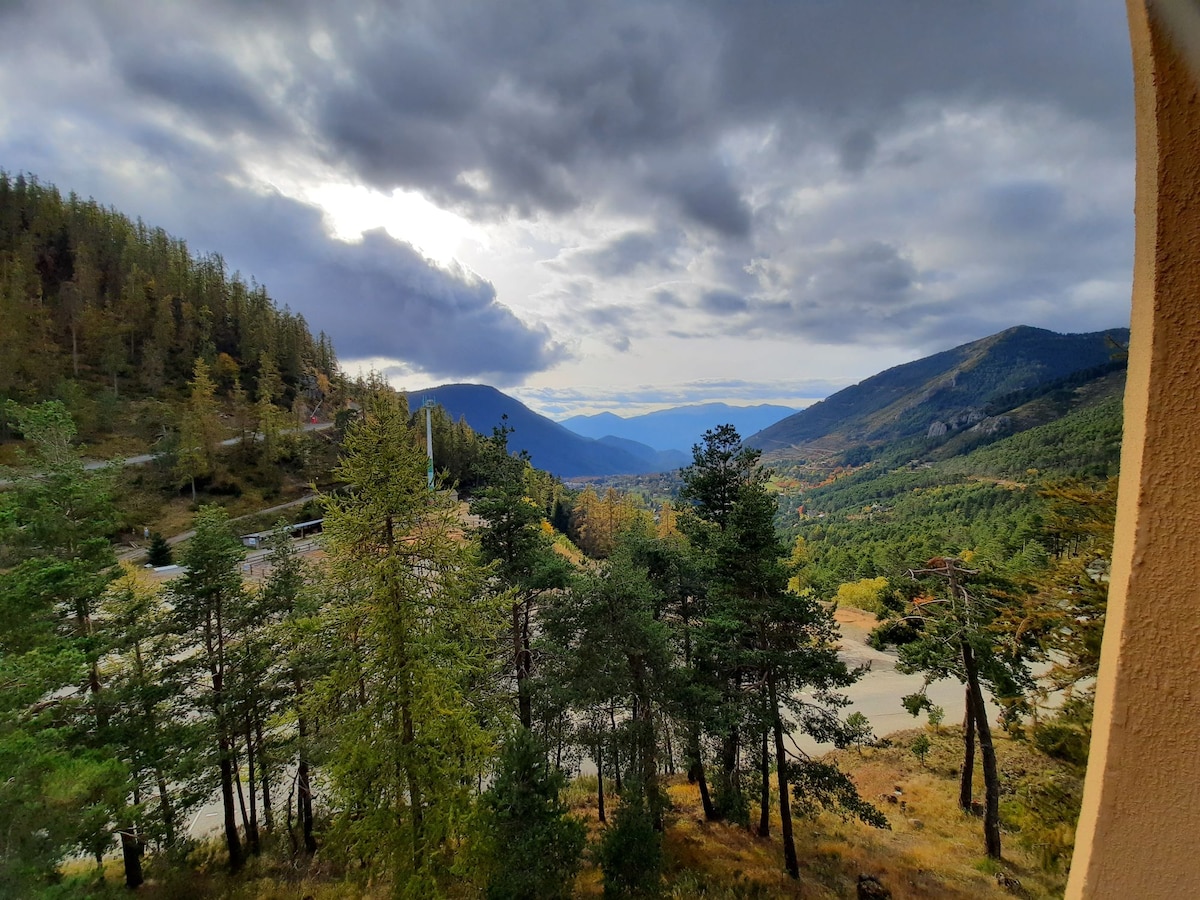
415, 326, 1127, 480
747, 325, 1129, 461
409, 384, 683, 478
561, 403, 797, 454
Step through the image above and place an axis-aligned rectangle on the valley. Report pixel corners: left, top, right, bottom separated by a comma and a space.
0, 174, 1117, 898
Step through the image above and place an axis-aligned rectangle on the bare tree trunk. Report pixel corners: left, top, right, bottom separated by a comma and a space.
960, 685, 976, 811
119, 827, 144, 888
218, 734, 244, 871
286, 776, 298, 858
514, 601, 532, 728
555, 713, 564, 770
596, 744, 606, 824
688, 729, 716, 820
155, 768, 177, 847
769, 671, 798, 878
630, 657, 661, 829
663, 717, 675, 774
401, 690, 424, 868
244, 722, 260, 854
758, 727, 770, 837
963, 643, 1001, 859
233, 737, 257, 856
297, 708, 316, 853
211, 617, 243, 871
256, 717, 273, 832
610, 704, 623, 794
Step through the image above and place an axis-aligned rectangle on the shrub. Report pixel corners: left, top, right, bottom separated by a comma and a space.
597, 784, 663, 898
472, 728, 586, 900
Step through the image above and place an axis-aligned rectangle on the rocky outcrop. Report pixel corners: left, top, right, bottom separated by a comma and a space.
969, 415, 1012, 436
927, 408, 986, 438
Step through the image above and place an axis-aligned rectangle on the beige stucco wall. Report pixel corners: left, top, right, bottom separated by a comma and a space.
1066, 2, 1200, 896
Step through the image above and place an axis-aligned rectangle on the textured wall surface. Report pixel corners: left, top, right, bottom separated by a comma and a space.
1067, 3, 1200, 897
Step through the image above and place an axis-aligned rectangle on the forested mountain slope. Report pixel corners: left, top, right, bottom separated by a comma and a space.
777, 391, 1123, 596
0, 172, 336, 438
748, 326, 1127, 457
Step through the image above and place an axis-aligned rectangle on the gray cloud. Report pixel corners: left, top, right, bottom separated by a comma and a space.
700, 290, 749, 316
838, 129, 878, 174
287, 229, 568, 381
651, 156, 752, 238
0, 0, 1136, 396
514, 376, 848, 418
117, 46, 287, 138
573, 230, 681, 278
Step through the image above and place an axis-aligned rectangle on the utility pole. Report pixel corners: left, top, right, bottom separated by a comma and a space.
423, 398, 436, 490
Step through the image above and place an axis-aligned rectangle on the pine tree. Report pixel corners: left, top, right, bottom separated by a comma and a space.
679, 425, 884, 877
472, 423, 574, 728
0, 401, 126, 889
540, 543, 672, 828
889, 557, 1034, 859
169, 504, 248, 871
98, 564, 206, 879
147, 532, 172, 567
314, 389, 506, 890
175, 358, 221, 502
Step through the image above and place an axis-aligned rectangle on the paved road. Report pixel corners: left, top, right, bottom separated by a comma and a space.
118, 494, 320, 562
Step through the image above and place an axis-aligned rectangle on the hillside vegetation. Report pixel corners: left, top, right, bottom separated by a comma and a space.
0, 172, 338, 448
748, 325, 1127, 457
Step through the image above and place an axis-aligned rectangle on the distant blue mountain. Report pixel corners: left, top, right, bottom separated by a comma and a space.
596, 436, 690, 471
408, 384, 682, 478
561, 402, 798, 453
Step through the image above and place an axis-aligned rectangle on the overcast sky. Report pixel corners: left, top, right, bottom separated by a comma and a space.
0, 1, 1135, 417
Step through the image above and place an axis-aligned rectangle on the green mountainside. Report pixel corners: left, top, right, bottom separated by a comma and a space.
775, 390, 1123, 597
747, 325, 1128, 458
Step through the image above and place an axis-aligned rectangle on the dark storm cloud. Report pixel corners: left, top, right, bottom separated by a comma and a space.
981, 180, 1066, 233
709, 2, 1130, 129
669, 242, 922, 342
291, 0, 1129, 221
2, 1, 1133, 212
838, 129, 878, 175
652, 157, 753, 238
118, 46, 287, 137
0, 0, 1136, 381
293, 230, 568, 380
305, 2, 722, 218
207, 204, 568, 381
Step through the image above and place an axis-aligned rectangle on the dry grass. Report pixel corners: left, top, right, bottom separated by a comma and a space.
61, 726, 1065, 899
558, 726, 1066, 899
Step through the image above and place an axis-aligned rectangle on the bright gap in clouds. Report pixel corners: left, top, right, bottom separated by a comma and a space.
306, 183, 488, 266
